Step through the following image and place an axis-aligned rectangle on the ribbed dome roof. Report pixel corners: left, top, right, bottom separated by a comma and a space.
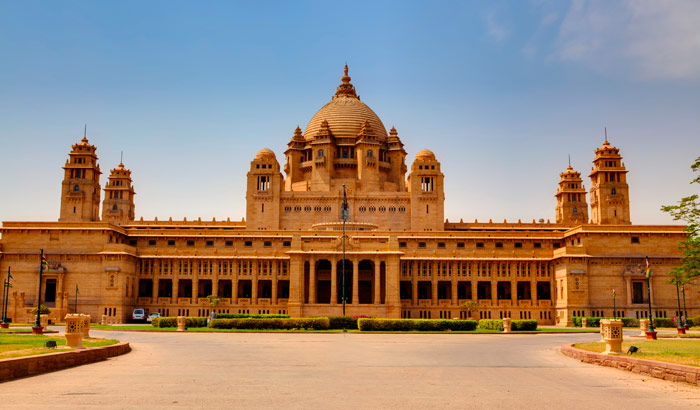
255, 148, 276, 160
304, 66, 388, 142
415, 149, 436, 160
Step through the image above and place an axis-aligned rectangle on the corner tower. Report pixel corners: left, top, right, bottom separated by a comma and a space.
102, 162, 135, 225
555, 163, 588, 225
246, 148, 283, 230
408, 149, 445, 231
589, 138, 630, 224
59, 134, 102, 222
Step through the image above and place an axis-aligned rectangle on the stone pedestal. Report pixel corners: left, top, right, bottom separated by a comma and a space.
64, 314, 86, 349
503, 318, 511, 333
101, 315, 108, 325
80, 314, 91, 338
31, 326, 43, 335
581, 318, 588, 328
645, 331, 658, 340
639, 319, 649, 336
601, 319, 623, 355
177, 316, 186, 332
677, 327, 686, 334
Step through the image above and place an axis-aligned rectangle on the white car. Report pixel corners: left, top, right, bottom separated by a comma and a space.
147, 312, 161, 323
132, 308, 146, 322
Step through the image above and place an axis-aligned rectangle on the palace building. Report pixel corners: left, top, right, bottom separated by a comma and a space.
0, 66, 694, 325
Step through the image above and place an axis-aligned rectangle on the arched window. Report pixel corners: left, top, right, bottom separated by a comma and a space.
112, 204, 118, 211
318, 149, 324, 158
367, 150, 373, 158
611, 188, 617, 195
73, 185, 79, 192
573, 207, 578, 214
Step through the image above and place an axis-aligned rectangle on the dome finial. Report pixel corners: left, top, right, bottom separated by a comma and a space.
334, 64, 358, 99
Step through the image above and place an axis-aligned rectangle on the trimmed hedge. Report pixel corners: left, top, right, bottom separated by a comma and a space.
328, 316, 358, 330
151, 317, 208, 328
652, 317, 675, 328
357, 319, 478, 332
215, 313, 290, 319
571, 317, 638, 328
209, 317, 330, 330
511, 320, 538, 331
478, 319, 503, 331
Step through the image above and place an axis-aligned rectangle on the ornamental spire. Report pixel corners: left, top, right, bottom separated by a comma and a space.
334, 64, 358, 99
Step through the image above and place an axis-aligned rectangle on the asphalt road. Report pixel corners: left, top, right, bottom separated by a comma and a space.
1, 329, 699, 409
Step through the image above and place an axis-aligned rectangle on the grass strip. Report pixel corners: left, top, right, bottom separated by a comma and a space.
0, 334, 119, 359
573, 340, 700, 367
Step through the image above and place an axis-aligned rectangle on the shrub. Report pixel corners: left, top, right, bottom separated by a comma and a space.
478, 319, 503, 331
511, 320, 537, 331
328, 316, 358, 330
216, 313, 290, 319
689, 317, 700, 327
357, 319, 478, 332
151, 317, 208, 328
210, 317, 330, 330
653, 317, 675, 328
31, 305, 51, 315
572, 317, 637, 328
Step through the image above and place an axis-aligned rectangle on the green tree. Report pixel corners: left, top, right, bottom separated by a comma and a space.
661, 156, 700, 285
206, 294, 221, 308
460, 300, 479, 319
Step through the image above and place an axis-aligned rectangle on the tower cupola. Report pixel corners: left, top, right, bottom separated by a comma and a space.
59, 129, 102, 222
555, 163, 588, 225
589, 135, 631, 224
102, 162, 135, 225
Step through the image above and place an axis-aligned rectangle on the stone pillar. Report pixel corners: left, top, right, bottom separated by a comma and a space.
503, 317, 511, 333
625, 276, 632, 306
639, 318, 649, 336
309, 257, 316, 304
191, 276, 199, 304
431, 262, 437, 306
56, 274, 65, 317
511, 279, 517, 305
491, 279, 497, 305
212, 261, 219, 298
411, 262, 418, 306
374, 260, 381, 304
252, 260, 258, 304
172, 278, 179, 304
177, 316, 186, 332
272, 272, 278, 305
287, 255, 304, 317
152, 277, 159, 300
330, 258, 337, 305
384, 255, 402, 318
451, 262, 458, 306
352, 257, 359, 305
581, 317, 588, 328
471, 280, 477, 303
601, 319, 623, 355
531, 277, 537, 304
232, 261, 239, 304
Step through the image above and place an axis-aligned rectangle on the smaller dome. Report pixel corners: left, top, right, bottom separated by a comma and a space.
415, 149, 436, 161
255, 148, 276, 161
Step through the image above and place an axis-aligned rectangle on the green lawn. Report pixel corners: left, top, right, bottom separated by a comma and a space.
0, 334, 119, 359
574, 340, 700, 367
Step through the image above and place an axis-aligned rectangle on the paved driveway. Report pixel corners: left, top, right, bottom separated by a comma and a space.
1, 330, 699, 409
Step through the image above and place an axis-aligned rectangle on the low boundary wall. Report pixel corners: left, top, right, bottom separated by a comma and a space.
0, 341, 131, 383
561, 343, 700, 387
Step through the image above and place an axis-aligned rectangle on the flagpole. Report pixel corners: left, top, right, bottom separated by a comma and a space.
612, 289, 616, 319
682, 286, 688, 328
36, 249, 44, 330
75, 284, 79, 314
646, 256, 654, 333
342, 184, 347, 317
675, 282, 683, 330
1, 268, 8, 323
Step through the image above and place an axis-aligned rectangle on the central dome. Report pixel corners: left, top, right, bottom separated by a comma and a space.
304, 66, 388, 141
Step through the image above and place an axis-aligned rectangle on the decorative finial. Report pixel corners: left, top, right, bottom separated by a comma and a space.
120, 150, 124, 165
568, 154, 571, 167
604, 127, 608, 143
81, 123, 88, 143
334, 64, 358, 99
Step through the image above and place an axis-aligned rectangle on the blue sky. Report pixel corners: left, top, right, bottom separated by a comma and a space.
1, 0, 699, 224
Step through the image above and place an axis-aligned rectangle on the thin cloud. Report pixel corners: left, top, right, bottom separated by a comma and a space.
555, 0, 700, 80
484, 11, 509, 42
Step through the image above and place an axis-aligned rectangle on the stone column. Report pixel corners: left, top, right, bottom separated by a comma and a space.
330, 258, 338, 305
309, 257, 316, 304
384, 255, 402, 318
252, 260, 258, 304
374, 260, 381, 304
272, 267, 278, 305
191, 260, 199, 304
56, 274, 65, 315
491, 276, 498, 305
411, 262, 418, 306
352, 257, 359, 304
287, 255, 304, 317
431, 262, 438, 306
212, 261, 219, 298
531, 276, 538, 304
451, 262, 458, 306
511, 279, 517, 305
232, 260, 239, 304
625, 276, 632, 305
152, 277, 159, 300
172, 277, 179, 304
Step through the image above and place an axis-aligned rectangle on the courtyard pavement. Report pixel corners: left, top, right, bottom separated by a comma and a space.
1, 329, 699, 409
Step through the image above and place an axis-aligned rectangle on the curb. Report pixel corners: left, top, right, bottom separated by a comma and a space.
0, 341, 131, 383
561, 343, 700, 387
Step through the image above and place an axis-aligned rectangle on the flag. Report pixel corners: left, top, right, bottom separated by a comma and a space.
645, 256, 651, 278
7, 268, 13, 280
41, 255, 49, 270
4, 280, 12, 288
612, 288, 616, 298
342, 185, 348, 220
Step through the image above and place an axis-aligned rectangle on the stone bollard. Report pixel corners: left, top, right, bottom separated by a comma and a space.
177, 316, 186, 332
80, 314, 91, 338
503, 318, 511, 333
581, 317, 588, 328
601, 319, 623, 355
639, 319, 649, 336
101, 315, 108, 325
64, 314, 85, 349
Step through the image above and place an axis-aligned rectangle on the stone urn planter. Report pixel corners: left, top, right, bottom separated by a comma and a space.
639, 319, 649, 336
64, 314, 86, 349
601, 319, 623, 355
503, 318, 511, 333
